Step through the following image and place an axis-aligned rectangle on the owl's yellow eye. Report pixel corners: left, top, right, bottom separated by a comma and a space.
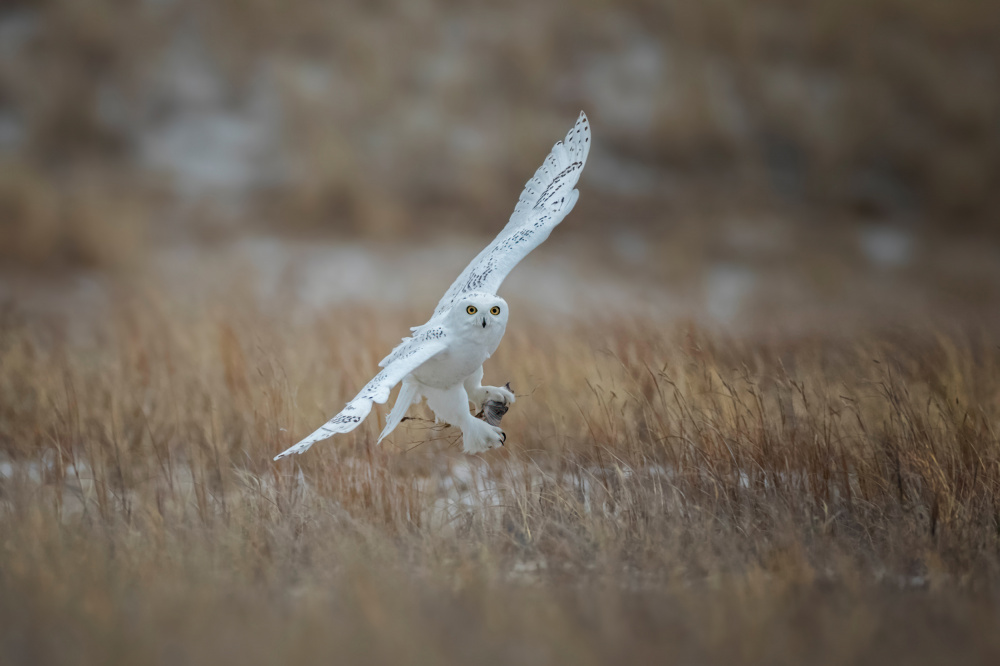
466, 305, 478, 315
490, 306, 501, 315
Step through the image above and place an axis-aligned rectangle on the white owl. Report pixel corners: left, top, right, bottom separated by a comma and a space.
275, 112, 591, 460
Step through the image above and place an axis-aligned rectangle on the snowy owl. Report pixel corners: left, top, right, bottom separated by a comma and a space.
274, 112, 590, 460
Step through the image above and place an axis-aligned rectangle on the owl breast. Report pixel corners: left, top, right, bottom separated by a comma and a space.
411, 336, 491, 388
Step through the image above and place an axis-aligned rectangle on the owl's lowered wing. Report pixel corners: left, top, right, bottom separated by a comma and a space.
274, 327, 449, 460
429, 111, 590, 319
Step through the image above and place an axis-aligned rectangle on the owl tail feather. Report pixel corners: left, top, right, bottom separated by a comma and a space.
378, 379, 421, 444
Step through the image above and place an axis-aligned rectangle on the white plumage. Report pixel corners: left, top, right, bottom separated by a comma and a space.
274, 111, 591, 460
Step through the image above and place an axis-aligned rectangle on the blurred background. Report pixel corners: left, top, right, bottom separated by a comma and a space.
1, 0, 999, 328
4, 5, 1000, 663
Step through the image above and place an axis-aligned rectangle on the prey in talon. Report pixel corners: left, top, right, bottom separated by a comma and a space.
477, 382, 515, 430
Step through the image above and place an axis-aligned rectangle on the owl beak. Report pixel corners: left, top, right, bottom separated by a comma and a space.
481, 316, 487, 329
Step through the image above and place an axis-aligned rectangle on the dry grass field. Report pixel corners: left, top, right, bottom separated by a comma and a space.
2, 257, 1000, 664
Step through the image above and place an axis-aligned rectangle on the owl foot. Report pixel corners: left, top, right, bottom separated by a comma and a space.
462, 417, 506, 454
486, 384, 516, 405
469, 383, 516, 413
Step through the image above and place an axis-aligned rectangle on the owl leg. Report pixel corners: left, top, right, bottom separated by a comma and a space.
424, 383, 505, 454
463, 366, 516, 413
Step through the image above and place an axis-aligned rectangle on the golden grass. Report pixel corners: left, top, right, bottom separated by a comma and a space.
2, 283, 999, 664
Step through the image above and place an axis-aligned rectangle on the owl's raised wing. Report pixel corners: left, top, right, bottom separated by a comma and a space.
430, 111, 590, 319
274, 326, 449, 460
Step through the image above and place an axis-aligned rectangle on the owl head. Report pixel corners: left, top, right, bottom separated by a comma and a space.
448, 292, 509, 334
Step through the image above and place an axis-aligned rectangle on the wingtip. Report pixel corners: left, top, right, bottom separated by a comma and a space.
274, 443, 306, 461
562, 111, 591, 164
568, 111, 590, 140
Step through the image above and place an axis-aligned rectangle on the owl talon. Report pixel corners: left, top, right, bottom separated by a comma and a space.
471, 385, 515, 411
462, 419, 506, 453
492, 385, 516, 405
